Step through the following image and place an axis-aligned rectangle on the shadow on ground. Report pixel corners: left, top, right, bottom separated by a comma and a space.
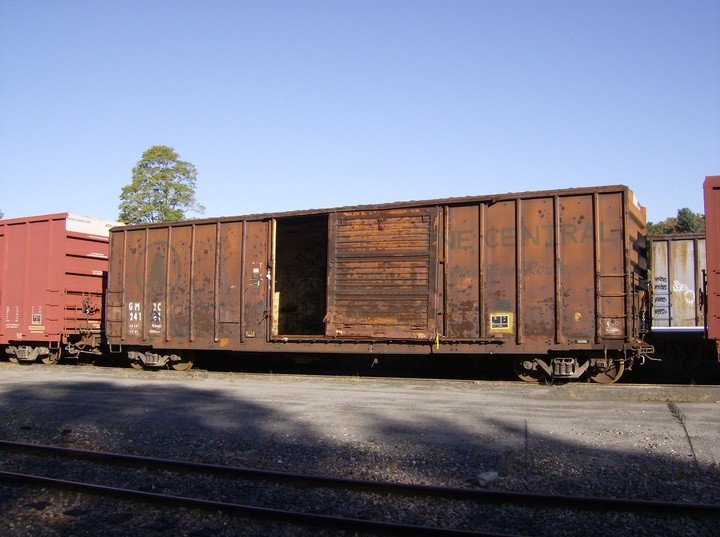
0, 371, 718, 535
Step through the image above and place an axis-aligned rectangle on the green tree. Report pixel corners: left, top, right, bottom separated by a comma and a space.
119, 145, 205, 224
647, 208, 704, 237
676, 207, 705, 233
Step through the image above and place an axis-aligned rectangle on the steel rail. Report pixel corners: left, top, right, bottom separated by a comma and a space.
1, 439, 719, 519
0, 470, 502, 537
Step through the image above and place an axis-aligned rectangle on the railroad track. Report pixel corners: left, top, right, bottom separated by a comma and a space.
1, 439, 718, 536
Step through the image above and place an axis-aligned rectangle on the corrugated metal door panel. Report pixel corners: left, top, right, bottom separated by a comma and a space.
326, 208, 439, 339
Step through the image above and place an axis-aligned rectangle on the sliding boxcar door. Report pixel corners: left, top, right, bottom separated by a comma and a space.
325, 207, 440, 340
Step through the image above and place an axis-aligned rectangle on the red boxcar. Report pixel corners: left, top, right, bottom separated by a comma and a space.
704, 175, 720, 358
0, 213, 119, 363
106, 185, 652, 383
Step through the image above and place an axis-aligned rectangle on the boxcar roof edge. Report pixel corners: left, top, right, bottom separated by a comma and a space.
110, 184, 639, 232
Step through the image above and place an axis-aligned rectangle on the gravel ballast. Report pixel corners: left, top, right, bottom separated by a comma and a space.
0, 364, 718, 536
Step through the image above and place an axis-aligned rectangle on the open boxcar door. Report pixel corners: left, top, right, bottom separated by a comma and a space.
325, 207, 441, 340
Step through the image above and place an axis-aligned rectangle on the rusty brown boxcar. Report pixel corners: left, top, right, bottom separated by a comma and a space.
0, 213, 119, 363
704, 175, 720, 359
105, 185, 653, 382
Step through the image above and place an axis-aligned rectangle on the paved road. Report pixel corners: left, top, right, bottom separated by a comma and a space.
1, 363, 719, 468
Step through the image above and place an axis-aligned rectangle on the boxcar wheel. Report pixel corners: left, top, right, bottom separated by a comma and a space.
588, 360, 624, 384
514, 357, 547, 383
41, 351, 60, 365
171, 359, 194, 371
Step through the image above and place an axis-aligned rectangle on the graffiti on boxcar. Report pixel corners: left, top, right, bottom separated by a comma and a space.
672, 280, 695, 304
653, 276, 668, 292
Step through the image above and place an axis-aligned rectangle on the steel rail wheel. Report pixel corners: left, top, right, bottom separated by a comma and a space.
41, 350, 60, 365
514, 356, 547, 383
588, 360, 625, 384
171, 359, 194, 371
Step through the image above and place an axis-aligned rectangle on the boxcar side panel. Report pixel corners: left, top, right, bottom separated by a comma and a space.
217, 222, 243, 341
444, 205, 480, 339
559, 194, 596, 341
191, 224, 218, 341
1, 216, 68, 345
107, 219, 271, 352
105, 230, 125, 341
520, 197, 556, 342
482, 199, 518, 341
651, 240, 671, 326
596, 192, 627, 341
650, 235, 705, 328
705, 176, 720, 346
0, 230, 4, 341
242, 221, 270, 347
63, 230, 113, 336
464, 188, 647, 354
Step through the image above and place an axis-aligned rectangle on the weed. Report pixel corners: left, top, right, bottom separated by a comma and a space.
667, 401, 701, 476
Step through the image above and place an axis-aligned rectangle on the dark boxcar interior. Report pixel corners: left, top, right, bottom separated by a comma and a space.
274, 215, 328, 336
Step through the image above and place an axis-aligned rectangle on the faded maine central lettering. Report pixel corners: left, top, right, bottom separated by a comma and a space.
449, 221, 620, 250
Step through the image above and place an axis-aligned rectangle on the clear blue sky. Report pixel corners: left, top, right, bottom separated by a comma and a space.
1, 0, 718, 224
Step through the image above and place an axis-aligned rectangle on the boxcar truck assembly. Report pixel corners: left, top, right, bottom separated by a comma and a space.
0, 213, 118, 363
105, 185, 654, 382
704, 175, 720, 360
